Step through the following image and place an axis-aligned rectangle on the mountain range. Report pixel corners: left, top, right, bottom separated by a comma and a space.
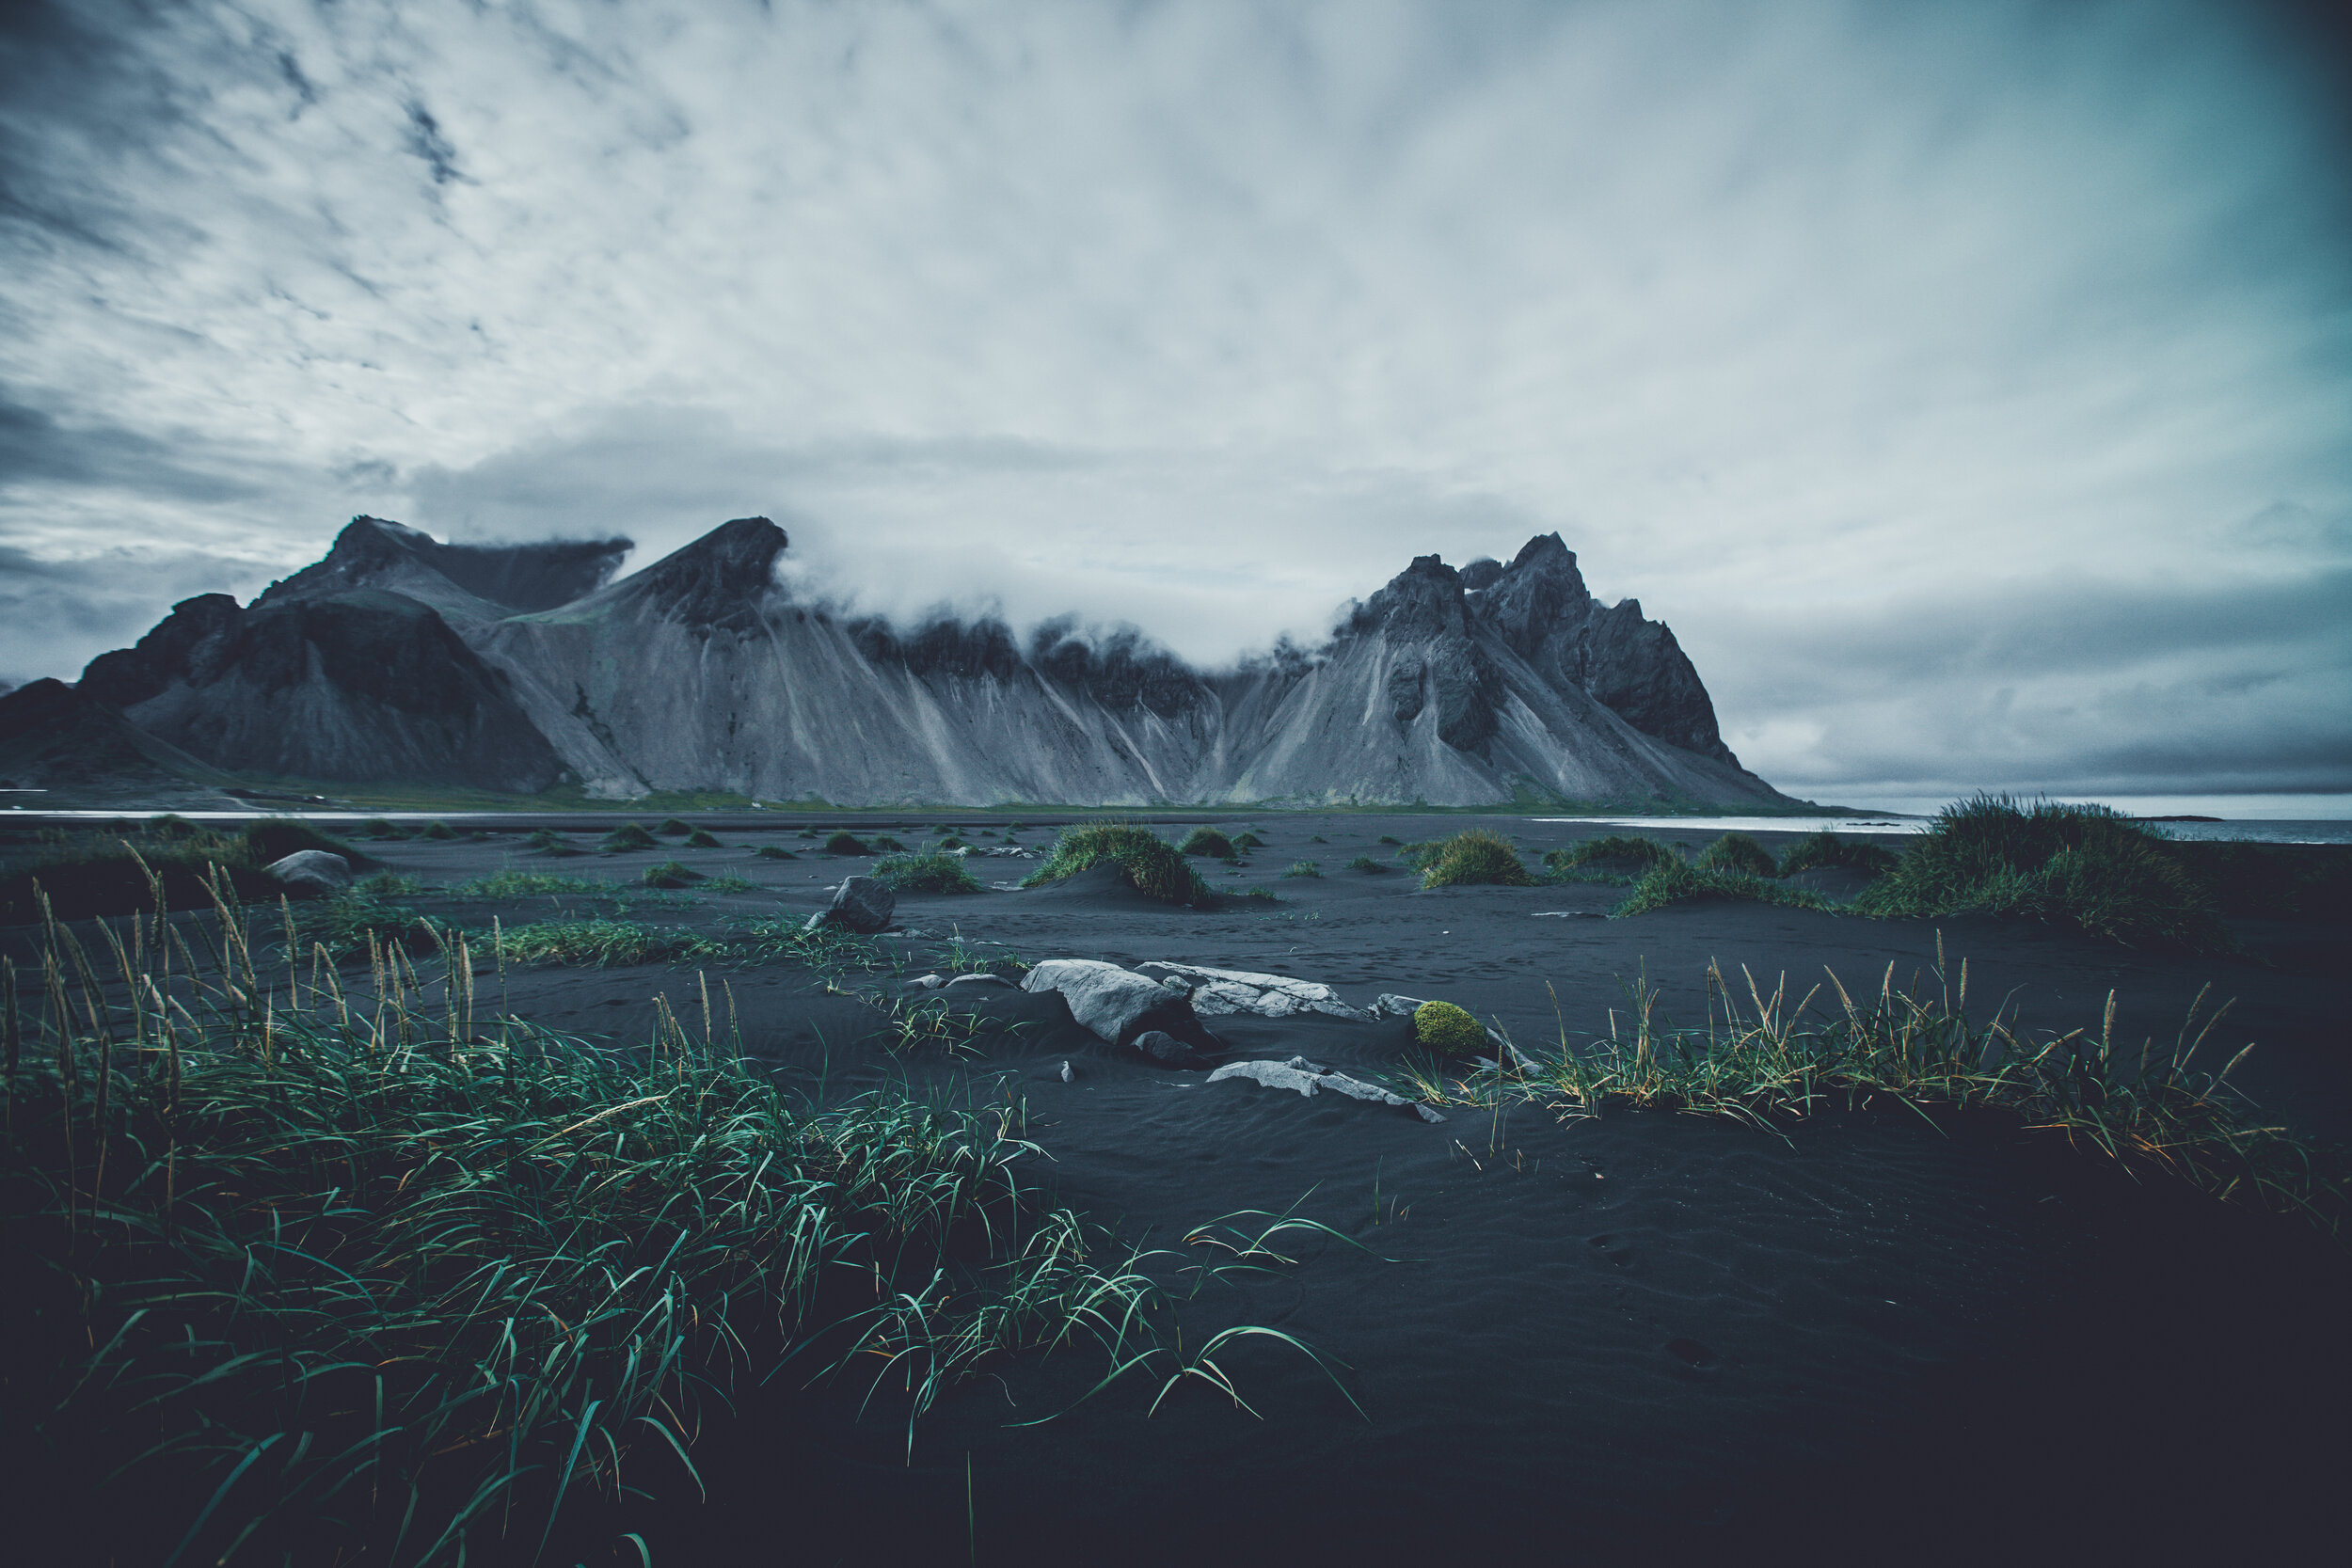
2, 515, 1804, 809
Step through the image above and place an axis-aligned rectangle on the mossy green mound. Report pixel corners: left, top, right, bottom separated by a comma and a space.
1546, 834, 1679, 874
823, 831, 871, 855
1413, 1000, 1486, 1055
601, 823, 659, 851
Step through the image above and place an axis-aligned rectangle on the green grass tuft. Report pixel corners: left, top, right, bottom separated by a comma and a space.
1179, 827, 1236, 858
872, 834, 908, 852
1021, 824, 1217, 907
754, 845, 798, 860
1777, 832, 1900, 878
1546, 834, 1679, 874
1233, 832, 1265, 850
1851, 795, 2229, 953
601, 822, 659, 851
1418, 830, 1536, 889
1345, 855, 1387, 873
641, 859, 705, 889
1616, 859, 1832, 916
876, 852, 985, 895
655, 816, 694, 836
824, 831, 872, 855
1695, 832, 1777, 878
684, 827, 723, 848
420, 819, 458, 841
1282, 860, 1323, 878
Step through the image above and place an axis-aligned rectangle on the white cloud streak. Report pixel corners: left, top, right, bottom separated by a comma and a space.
1, 0, 2345, 797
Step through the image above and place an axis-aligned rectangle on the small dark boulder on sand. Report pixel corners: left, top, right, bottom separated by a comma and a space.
804, 874, 895, 934
1131, 1029, 1209, 1069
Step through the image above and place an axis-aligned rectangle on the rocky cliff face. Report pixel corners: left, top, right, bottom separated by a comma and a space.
59, 515, 1795, 808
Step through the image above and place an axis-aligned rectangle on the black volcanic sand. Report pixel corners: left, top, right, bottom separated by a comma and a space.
12, 814, 2350, 1564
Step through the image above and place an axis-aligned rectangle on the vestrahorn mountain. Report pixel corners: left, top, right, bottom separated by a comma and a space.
10, 515, 1803, 808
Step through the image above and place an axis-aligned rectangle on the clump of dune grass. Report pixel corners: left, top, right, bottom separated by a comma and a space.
934, 932, 1030, 978
1615, 859, 1833, 916
492, 917, 723, 966
356, 816, 409, 840
872, 834, 908, 852
452, 869, 618, 899
601, 822, 658, 851
1377, 834, 1403, 846
755, 844, 798, 860
701, 875, 758, 895
1283, 860, 1323, 878
1413, 1000, 1486, 1054
1179, 827, 1236, 858
525, 828, 581, 857
876, 852, 984, 895
1695, 832, 1776, 878
641, 859, 704, 889
1776, 832, 1899, 879
1418, 830, 1535, 889
1393, 949, 2345, 1236
684, 827, 723, 848
1, 819, 375, 924
419, 819, 458, 841
824, 830, 871, 855
656, 816, 694, 836
1233, 832, 1265, 850
1346, 855, 1387, 874
1545, 834, 1680, 876
796, 827, 818, 839
2, 884, 1327, 1567
935, 834, 969, 851
1022, 824, 1216, 908
1853, 795, 2228, 953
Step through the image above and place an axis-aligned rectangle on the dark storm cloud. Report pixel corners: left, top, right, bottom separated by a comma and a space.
0, 395, 269, 504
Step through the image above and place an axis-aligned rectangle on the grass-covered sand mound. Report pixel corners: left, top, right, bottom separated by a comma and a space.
1022, 824, 1216, 907
1855, 795, 2230, 953
0, 816, 371, 923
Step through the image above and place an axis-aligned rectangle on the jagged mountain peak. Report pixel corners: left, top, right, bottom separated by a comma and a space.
596, 516, 787, 632
262, 515, 633, 615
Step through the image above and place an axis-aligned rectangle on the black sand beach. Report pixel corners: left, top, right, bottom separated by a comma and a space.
5, 811, 2345, 1565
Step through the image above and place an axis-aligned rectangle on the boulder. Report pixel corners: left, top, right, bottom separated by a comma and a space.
1132, 1029, 1209, 1069
1023, 958, 1220, 1060
805, 875, 894, 933
263, 850, 353, 894
1370, 993, 1428, 1019
1207, 1056, 1446, 1122
1136, 961, 1369, 1021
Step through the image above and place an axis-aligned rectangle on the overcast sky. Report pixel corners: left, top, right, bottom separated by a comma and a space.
2, 0, 2345, 808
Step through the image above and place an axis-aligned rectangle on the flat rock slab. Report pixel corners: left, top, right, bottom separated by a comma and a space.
1139, 960, 1370, 1021
1208, 1055, 1445, 1121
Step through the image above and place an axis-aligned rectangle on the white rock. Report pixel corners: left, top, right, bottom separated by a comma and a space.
1370, 994, 1427, 1019
1206, 1057, 1446, 1122
906, 974, 946, 990
1136, 961, 1369, 1021
264, 850, 352, 894
1024, 958, 1200, 1047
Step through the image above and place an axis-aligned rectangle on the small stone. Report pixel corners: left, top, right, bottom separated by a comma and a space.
1132, 1029, 1208, 1068
1059, 1061, 1074, 1083
945, 972, 1014, 990
906, 974, 946, 990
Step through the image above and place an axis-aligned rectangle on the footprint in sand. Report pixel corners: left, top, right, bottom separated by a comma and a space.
1587, 1234, 1637, 1268
1666, 1338, 1723, 1378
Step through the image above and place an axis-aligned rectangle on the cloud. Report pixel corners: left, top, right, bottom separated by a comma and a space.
0, 0, 2343, 798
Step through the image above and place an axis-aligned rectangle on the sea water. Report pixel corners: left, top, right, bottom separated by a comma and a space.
1529, 816, 2352, 846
